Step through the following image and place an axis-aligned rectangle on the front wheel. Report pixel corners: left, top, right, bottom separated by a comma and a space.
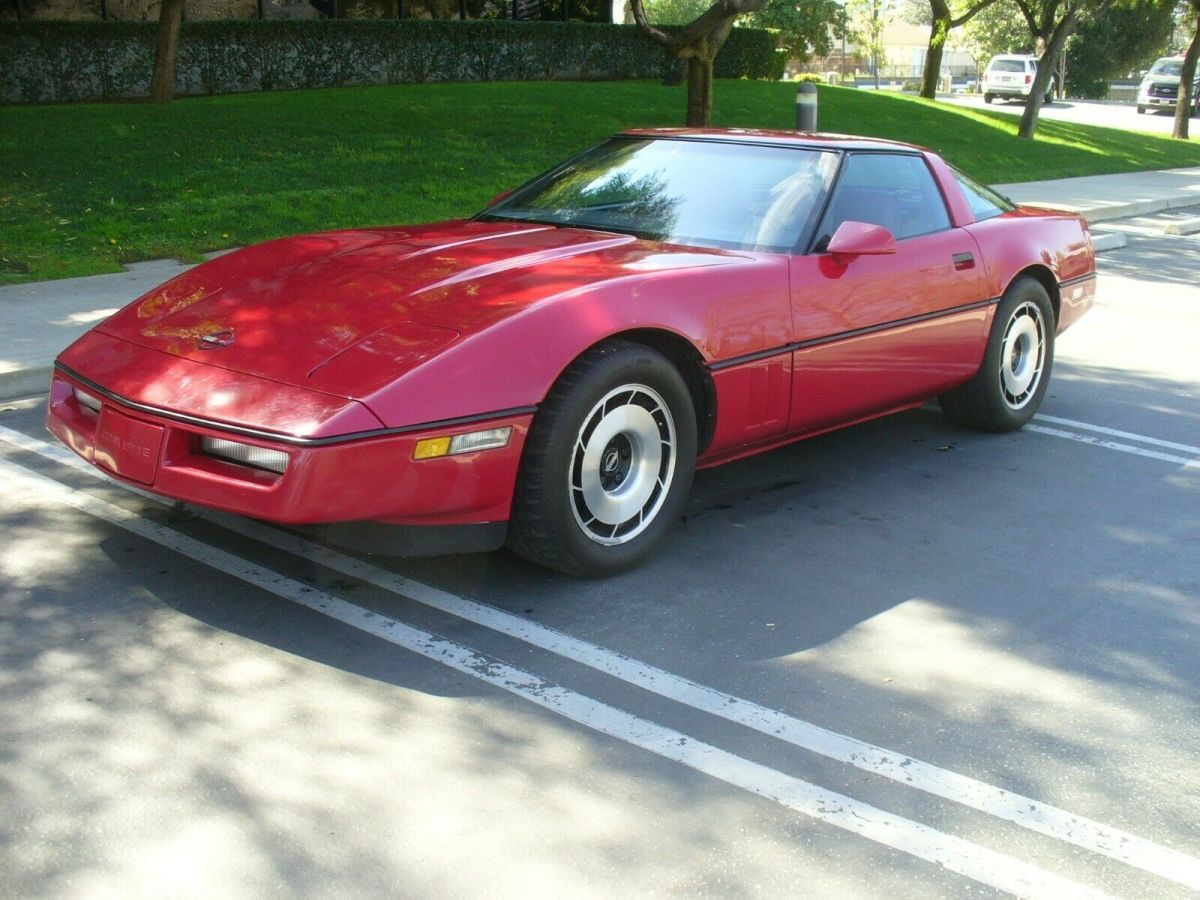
508, 340, 697, 576
939, 278, 1055, 432
1137, 104, 1146, 114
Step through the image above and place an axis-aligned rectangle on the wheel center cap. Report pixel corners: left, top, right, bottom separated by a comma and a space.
599, 434, 634, 491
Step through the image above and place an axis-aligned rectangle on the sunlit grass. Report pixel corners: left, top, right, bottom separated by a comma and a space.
2, 79, 1198, 284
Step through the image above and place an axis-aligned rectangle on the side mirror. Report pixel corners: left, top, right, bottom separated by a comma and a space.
826, 221, 898, 263
488, 189, 513, 207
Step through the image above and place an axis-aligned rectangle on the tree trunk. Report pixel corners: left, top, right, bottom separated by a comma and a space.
628, 0, 760, 127
920, 0, 952, 100
1172, 5, 1200, 140
1017, 9, 1078, 139
149, 0, 185, 105
920, 17, 949, 99
685, 55, 715, 126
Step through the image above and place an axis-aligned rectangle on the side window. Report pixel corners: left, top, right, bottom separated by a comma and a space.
814, 153, 952, 249
950, 166, 1014, 223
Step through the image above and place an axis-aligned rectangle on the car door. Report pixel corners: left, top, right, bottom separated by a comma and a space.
787, 151, 991, 434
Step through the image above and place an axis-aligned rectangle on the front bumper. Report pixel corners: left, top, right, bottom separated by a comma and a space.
46, 366, 532, 530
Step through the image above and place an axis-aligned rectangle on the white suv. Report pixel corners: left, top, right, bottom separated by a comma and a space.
1136, 57, 1200, 116
982, 54, 1055, 105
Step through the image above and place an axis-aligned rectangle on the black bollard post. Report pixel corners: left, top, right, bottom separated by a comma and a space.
795, 82, 818, 132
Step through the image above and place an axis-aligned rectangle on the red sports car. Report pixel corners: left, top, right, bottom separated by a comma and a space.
47, 129, 1095, 575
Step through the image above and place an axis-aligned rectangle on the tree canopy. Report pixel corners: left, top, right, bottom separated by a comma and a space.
643, 0, 844, 60
1064, 0, 1176, 98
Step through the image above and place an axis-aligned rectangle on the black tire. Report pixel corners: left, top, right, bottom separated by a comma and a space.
507, 340, 697, 576
984, 93, 994, 104
939, 277, 1055, 432
1137, 104, 1146, 114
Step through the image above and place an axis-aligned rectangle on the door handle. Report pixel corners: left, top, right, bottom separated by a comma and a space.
952, 252, 975, 271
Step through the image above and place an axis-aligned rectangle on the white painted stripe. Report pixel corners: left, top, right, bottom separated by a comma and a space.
1026, 424, 1200, 470
4, 425, 1200, 891
0, 456, 1112, 900
1035, 414, 1200, 456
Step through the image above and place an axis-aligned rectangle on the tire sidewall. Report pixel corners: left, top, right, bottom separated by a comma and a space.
519, 344, 697, 576
981, 279, 1055, 430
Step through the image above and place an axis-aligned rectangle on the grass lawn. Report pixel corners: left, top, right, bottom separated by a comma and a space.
3, 79, 1200, 284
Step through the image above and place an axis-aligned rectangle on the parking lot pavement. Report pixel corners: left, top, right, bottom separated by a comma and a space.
1, 209, 1199, 897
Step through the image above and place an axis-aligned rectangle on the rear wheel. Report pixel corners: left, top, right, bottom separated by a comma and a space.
984, 92, 994, 104
1137, 104, 1146, 114
507, 340, 697, 576
939, 277, 1055, 432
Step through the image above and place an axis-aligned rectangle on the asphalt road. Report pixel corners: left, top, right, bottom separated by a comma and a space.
941, 94, 1196, 138
2, 211, 1198, 899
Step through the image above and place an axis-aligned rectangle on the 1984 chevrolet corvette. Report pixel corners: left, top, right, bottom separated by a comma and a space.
47, 129, 1096, 575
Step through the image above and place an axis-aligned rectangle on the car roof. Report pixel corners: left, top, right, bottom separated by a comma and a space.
619, 127, 931, 155
988, 54, 1036, 61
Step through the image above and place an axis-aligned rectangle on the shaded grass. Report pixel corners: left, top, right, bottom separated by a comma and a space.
2, 80, 1198, 284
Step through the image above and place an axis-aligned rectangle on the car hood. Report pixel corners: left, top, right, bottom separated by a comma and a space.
97, 220, 744, 398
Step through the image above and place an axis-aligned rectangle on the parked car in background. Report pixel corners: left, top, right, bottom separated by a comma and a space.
982, 54, 1055, 105
46, 130, 1096, 576
1137, 57, 1200, 116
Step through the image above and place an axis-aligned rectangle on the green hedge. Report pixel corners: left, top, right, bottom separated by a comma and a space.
0, 19, 782, 104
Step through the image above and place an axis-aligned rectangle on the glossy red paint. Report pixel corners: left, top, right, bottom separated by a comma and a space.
964, 207, 1097, 330
826, 221, 898, 261
48, 369, 530, 525
47, 130, 1096, 554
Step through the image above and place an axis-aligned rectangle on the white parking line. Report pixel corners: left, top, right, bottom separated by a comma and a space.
1034, 414, 1200, 456
0, 456, 1113, 900
1026, 424, 1200, 470
3, 424, 1199, 892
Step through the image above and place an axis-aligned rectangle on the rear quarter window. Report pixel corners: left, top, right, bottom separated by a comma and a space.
950, 166, 1015, 223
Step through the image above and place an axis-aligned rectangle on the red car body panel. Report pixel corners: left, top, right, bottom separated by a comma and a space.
48, 369, 531, 526
46, 129, 1096, 548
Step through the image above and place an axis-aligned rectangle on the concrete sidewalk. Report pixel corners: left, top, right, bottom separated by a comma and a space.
3, 166, 1200, 402
995, 165, 1200, 222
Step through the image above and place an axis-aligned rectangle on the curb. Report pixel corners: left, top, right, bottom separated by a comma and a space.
1001, 194, 1200, 224
1081, 196, 1200, 224
1091, 232, 1128, 252
0, 367, 52, 404
1164, 216, 1200, 236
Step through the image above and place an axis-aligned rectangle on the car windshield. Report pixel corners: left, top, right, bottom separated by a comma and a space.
1150, 60, 1183, 77
990, 60, 1027, 73
482, 137, 840, 253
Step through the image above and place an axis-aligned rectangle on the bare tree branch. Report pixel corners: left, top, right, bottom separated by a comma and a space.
628, 0, 675, 48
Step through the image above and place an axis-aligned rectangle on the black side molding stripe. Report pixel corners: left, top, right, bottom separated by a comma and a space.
55, 363, 537, 447
1059, 273, 1097, 289
708, 296, 1001, 372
